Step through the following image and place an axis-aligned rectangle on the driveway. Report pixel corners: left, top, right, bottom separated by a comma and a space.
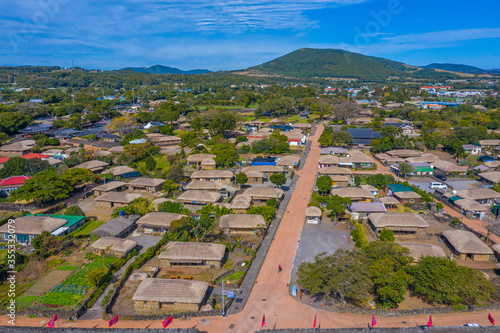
444, 178, 482, 191
290, 222, 353, 287
127, 233, 162, 254
408, 177, 435, 193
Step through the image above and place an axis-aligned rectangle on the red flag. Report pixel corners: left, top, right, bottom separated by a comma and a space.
47, 314, 57, 328
489, 313, 495, 326
163, 316, 173, 328
427, 314, 432, 328
372, 314, 377, 327
108, 315, 119, 328
261, 315, 266, 327
313, 315, 317, 328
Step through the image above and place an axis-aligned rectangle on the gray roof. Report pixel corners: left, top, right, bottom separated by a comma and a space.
368, 212, 429, 229
350, 202, 386, 213
479, 171, 500, 184
177, 190, 222, 203
442, 230, 493, 255
132, 278, 208, 304
95, 192, 142, 204
128, 177, 165, 187
102, 166, 135, 176
91, 237, 137, 253
159, 242, 226, 262
185, 181, 223, 191
93, 181, 127, 192
91, 215, 140, 238
398, 242, 446, 261
456, 188, 500, 200
0, 216, 67, 235
137, 212, 187, 227
74, 160, 109, 170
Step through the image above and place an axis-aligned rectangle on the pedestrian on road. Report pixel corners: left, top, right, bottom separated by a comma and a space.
278, 265, 282, 273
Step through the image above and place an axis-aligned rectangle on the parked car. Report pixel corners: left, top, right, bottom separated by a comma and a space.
435, 174, 447, 181
430, 182, 447, 189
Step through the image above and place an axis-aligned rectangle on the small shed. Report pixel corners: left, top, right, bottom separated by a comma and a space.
136, 212, 187, 234
93, 181, 127, 197
305, 206, 322, 224
91, 215, 140, 238
91, 237, 137, 258
380, 196, 400, 209
393, 191, 422, 204
128, 178, 165, 193
219, 214, 266, 234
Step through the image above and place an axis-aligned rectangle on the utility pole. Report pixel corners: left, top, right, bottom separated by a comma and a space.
221, 279, 225, 317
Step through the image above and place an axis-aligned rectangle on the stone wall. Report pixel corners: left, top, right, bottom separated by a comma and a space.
258, 328, 500, 333
1, 328, 199, 333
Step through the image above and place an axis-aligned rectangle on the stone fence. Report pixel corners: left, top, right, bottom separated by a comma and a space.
102, 309, 222, 322
258, 328, 500, 333
1, 328, 199, 333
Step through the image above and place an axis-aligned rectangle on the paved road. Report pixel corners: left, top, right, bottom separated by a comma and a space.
6, 128, 500, 331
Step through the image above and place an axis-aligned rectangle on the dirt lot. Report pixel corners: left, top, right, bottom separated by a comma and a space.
22, 270, 74, 297
78, 198, 115, 221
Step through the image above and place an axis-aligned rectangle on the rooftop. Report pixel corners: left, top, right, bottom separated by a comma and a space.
159, 242, 226, 262
442, 230, 493, 255
132, 278, 208, 304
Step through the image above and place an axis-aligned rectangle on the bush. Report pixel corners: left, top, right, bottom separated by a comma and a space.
64, 205, 85, 216
351, 223, 369, 249
452, 217, 460, 225
380, 229, 395, 242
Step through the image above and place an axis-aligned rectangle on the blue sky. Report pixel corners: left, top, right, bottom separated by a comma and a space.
1, 0, 499, 71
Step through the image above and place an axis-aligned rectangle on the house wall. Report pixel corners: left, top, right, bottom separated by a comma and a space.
91, 247, 130, 258
201, 165, 215, 170
192, 177, 232, 184
137, 224, 168, 234
247, 177, 264, 184
134, 300, 200, 312
161, 259, 222, 268
331, 180, 349, 187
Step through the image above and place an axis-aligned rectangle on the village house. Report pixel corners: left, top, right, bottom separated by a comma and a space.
431, 160, 467, 176
360, 184, 378, 196
244, 171, 265, 184
159, 242, 227, 268
305, 206, 322, 224
349, 202, 386, 220
456, 188, 500, 205
0, 140, 36, 156
95, 192, 143, 208
243, 187, 284, 204
379, 196, 400, 209
346, 128, 381, 148
91, 237, 137, 258
0, 175, 31, 196
367, 212, 429, 238
393, 191, 422, 204
479, 139, 500, 148
462, 144, 482, 155
317, 166, 353, 179
398, 242, 446, 262
385, 149, 421, 158
184, 181, 223, 192
318, 155, 340, 168
186, 154, 216, 169
330, 187, 375, 203
93, 181, 127, 197
385, 122, 414, 135
230, 194, 252, 213
276, 155, 301, 169
479, 171, 500, 185
136, 212, 187, 234
91, 215, 140, 239
329, 175, 350, 187
454, 198, 487, 220
442, 230, 493, 261
339, 151, 376, 169
101, 166, 137, 179
146, 134, 182, 146
219, 214, 266, 234
128, 177, 165, 193
320, 147, 349, 156
132, 278, 209, 311
176, 190, 222, 205
74, 160, 109, 173
190, 170, 234, 184
241, 165, 285, 176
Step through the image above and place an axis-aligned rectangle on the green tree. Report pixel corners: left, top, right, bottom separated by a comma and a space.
144, 156, 157, 171
316, 175, 333, 194
398, 162, 415, 179
64, 205, 85, 216
318, 131, 332, 147
112, 198, 150, 217
266, 197, 278, 208
162, 180, 178, 196
11, 169, 73, 203
269, 173, 287, 187
0, 157, 27, 178
331, 131, 352, 147
158, 201, 191, 215
61, 168, 93, 187
247, 205, 275, 223
379, 229, 395, 242
326, 195, 351, 217
166, 165, 184, 183
371, 258, 411, 308
87, 267, 108, 286
235, 172, 248, 185
212, 142, 239, 167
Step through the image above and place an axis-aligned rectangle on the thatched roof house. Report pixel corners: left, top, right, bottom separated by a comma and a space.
242, 165, 285, 175
319, 155, 340, 167
101, 166, 135, 177
219, 214, 266, 234
456, 188, 500, 205
431, 160, 467, 175
330, 187, 374, 202
191, 170, 234, 183
367, 212, 429, 237
386, 149, 421, 158
243, 187, 284, 202
74, 160, 109, 173
177, 190, 222, 205
305, 206, 322, 224
398, 242, 446, 261
479, 171, 500, 184
393, 191, 421, 204
93, 181, 127, 196
95, 192, 142, 207
136, 212, 187, 233
442, 230, 493, 261
159, 242, 226, 268
132, 278, 209, 311
187, 154, 216, 165
184, 181, 223, 192
0, 215, 67, 243
91, 237, 137, 258
318, 166, 353, 177
128, 177, 165, 193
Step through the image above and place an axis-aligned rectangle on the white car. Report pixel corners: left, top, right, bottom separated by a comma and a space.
429, 182, 447, 189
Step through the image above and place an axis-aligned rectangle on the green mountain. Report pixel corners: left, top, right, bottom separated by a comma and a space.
245, 48, 460, 81
424, 63, 485, 73
120, 64, 210, 75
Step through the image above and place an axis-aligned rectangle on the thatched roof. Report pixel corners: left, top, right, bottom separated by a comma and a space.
431, 160, 467, 173
318, 166, 352, 176
454, 199, 488, 212
241, 165, 285, 174
368, 212, 429, 229
0, 215, 67, 235
46, 158, 63, 166
187, 154, 216, 163
330, 187, 375, 200
375, 153, 391, 162
132, 278, 208, 304
91, 237, 137, 253
480, 171, 500, 184
128, 177, 165, 187
191, 170, 234, 179
442, 230, 493, 255
102, 166, 135, 176
177, 190, 221, 203
243, 187, 284, 200
319, 155, 340, 165
150, 198, 175, 210
0, 140, 36, 152
456, 188, 500, 201
93, 181, 127, 192
276, 155, 300, 167
244, 170, 265, 178
480, 139, 500, 146
74, 160, 109, 171
201, 158, 216, 166
95, 192, 142, 204
393, 191, 422, 199
108, 146, 125, 153
360, 184, 378, 193
185, 181, 223, 191
340, 151, 375, 164
380, 196, 400, 205
230, 200, 251, 210
159, 242, 226, 261
233, 194, 252, 202
219, 214, 266, 229
398, 242, 446, 261
137, 212, 187, 227
305, 206, 322, 217
386, 149, 421, 158
490, 243, 500, 254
